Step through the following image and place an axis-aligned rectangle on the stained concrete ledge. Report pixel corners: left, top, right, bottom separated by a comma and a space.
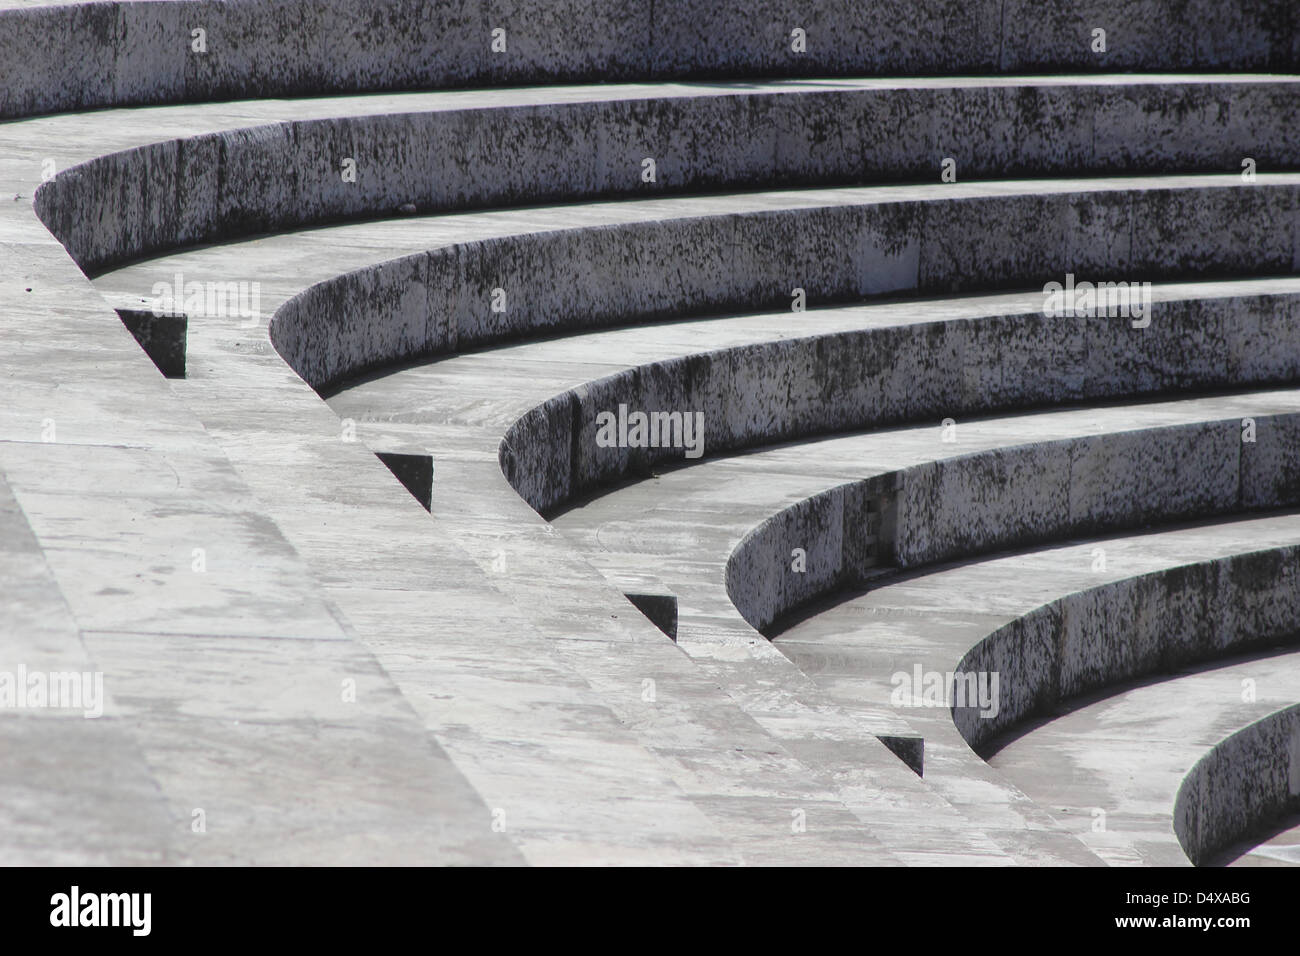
3, 0, 1296, 119
727, 408, 1300, 634
1175, 703, 1300, 865
263, 176, 1300, 398
986, 648, 1300, 866
499, 287, 1300, 516
33, 77, 1300, 273
954, 545, 1300, 751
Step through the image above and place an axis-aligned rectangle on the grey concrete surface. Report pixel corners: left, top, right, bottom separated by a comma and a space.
1175, 703, 1300, 866
316, 288, 1300, 864
30, 76, 1299, 271
81, 127, 1300, 853
3, 1, 1296, 118
5, 20, 1298, 865
0, 230, 521, 867
988, 652, 1300, 866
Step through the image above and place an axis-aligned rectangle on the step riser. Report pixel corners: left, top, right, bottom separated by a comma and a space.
501, 291, 1300, 512
35, 81, 1300, 273
5, 1, 1297, 119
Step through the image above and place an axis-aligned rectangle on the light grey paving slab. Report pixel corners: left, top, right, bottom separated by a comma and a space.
0, 149, 528, 871
77, 629, 520, 866
0, 469, 178, 864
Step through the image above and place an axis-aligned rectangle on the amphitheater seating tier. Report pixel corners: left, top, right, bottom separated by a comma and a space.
2, 0, 1298, 865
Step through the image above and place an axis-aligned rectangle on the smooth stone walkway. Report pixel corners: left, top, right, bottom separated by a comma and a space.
0, 216, 519, 867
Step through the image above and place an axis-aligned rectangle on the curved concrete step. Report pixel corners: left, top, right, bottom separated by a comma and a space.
315, 282, 1300, 630
4, 0, 1296, 118
1175, 702, 1300, 866
535, 397, 1300, 865
987, 649, 1300, 865
71, 173, 1299, 396
24, 75, 1297, 272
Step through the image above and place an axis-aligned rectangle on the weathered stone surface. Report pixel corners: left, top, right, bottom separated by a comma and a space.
261, 179, 1299, 395
1175, 704, 1300, 865
7, 7, 1300, 867
4, 0, 1296, 119
496, 287, 1300, 515
31, 78, 1300, 273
